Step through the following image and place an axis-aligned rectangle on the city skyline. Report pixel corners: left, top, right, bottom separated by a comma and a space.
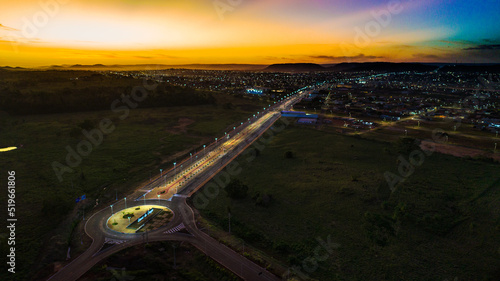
0, 0, 499, 67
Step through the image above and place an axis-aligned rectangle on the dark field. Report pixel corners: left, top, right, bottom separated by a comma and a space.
0, 70, 270, 280
197, 123, 500, 280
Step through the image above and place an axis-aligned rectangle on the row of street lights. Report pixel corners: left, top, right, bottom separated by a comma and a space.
108, 88, 310, 217
110, 197, 126, 215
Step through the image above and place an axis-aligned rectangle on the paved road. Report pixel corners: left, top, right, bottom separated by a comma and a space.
47, 88, 314, 281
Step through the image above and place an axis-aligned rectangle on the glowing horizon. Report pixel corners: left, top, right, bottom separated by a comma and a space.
0, 0, 498, 67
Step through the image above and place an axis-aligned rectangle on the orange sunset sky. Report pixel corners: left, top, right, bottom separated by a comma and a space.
0, 0, 499, 67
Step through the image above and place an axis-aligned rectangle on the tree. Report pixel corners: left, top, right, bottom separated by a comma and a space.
224, 179, 248, 199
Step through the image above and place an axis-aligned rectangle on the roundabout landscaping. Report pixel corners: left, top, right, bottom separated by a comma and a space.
106, 205, 173, 234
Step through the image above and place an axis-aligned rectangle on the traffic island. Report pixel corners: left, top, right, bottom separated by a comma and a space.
106, 205, 173, 234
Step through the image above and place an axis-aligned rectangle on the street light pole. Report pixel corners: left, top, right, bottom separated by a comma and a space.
174, 162, 177, 179
110, 205, 114, 215
124, 197, 127, 209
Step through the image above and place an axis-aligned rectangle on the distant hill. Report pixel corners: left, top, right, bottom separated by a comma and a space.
40, 64, 267, 71
0, 66, 26, 71
264, 63, 326, 72
326, 62, 439, 72
5, 62, 500, 73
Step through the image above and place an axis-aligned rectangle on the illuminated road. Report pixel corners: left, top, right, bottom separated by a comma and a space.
46, 86, 316, 281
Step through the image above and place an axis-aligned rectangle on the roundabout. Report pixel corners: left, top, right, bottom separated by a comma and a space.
106, 205, 173, 234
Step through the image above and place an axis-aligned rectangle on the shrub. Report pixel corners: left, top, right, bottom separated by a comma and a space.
224, 179, 249, 199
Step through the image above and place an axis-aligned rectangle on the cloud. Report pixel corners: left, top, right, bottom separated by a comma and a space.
0, 38, 16, 43
411, 53, 440, 59
437, 39, 470, 46
464, 44, 500, 50
310, 54, 383, 61
0, 24, 19, 32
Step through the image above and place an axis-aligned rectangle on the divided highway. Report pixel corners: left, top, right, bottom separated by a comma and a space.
47, 86, 315, 281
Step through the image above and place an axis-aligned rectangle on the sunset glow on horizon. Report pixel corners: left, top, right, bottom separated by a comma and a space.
1, 0, 499, 67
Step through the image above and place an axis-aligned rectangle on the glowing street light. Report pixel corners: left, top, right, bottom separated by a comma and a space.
157, 194, 160, 204
160, 169, 163, 177
174, 162, 177, 178
124, 197, 127, 209
110, 204, 114, 214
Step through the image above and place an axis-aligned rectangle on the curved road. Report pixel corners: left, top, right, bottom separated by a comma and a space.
47, 87, 315, 281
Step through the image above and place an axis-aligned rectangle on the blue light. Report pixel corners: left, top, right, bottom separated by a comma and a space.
137, 208, 154, 223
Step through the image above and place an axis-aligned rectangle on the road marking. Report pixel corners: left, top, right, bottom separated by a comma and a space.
164, 223, 185, 234
104, 238, 127, 244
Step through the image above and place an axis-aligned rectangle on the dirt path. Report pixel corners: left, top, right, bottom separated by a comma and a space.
421, 140, 500, 161
165, 117, 195, 134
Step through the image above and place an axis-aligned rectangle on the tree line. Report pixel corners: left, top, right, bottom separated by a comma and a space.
0, 81, 216, 115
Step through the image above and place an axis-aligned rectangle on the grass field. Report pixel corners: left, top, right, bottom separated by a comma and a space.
77, 241, 241, 281
197, 122, 500, 280
0, 90, 268, 280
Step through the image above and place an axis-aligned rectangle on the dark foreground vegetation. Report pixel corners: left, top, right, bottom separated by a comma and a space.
0, 70, 215, 115
0, 69, 269, 281
197, 123, 500, 281
77, 241, 241, 281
